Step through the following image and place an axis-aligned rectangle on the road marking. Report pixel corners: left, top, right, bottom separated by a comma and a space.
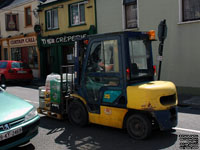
25, 99, 39, 104
174, 127, 200, 134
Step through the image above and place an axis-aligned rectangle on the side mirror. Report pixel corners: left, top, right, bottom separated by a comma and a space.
0, 84, 6, 90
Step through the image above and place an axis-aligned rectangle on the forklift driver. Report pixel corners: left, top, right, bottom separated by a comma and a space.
98, 45, 114, 72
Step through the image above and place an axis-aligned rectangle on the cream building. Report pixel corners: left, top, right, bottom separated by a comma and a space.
96, 0, 200, 95
0, 0, 40, 78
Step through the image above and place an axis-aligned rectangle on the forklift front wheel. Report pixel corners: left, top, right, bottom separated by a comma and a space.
68, 101, 88, 127
126, 114, 152, 140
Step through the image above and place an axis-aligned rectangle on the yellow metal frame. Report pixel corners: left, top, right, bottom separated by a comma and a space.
127, 81, 178, 111
70, 94, 127, 129
89, 106, 128, 129
70, 81, 178, 129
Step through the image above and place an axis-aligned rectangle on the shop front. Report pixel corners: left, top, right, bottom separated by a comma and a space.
38, 30, 94, 79
0, 34, 40, 78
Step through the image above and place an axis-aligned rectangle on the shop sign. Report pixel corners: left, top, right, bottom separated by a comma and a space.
41, 34, 87, 45
9, 36, 37, 46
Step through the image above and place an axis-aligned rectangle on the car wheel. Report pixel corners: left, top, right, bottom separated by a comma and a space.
68, 100, 88, 126
1, 75, 6, 84
127, 114, 152, 140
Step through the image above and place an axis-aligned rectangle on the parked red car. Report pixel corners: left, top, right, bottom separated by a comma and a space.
0, 60, 33, 84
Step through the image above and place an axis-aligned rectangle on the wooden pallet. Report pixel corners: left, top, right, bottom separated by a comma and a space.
37, 108, 64, 120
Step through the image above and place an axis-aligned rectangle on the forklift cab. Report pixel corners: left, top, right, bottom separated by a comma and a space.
78, 31, 155, 112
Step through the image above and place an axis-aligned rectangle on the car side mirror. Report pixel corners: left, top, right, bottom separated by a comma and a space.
0, 84, 6, 90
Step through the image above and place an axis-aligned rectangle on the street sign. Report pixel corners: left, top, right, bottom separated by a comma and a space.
157, 56, 163, 61
158, 19, 167, 42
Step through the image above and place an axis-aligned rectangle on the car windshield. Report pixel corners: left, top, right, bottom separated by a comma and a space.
0, 62, 8, 69
128, 38, 153, 79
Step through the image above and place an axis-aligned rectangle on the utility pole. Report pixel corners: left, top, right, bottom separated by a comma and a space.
157, 19, 167, 80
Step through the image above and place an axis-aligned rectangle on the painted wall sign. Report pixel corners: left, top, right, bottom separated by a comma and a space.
9, 36, 37, 46
41, 34, 87, 45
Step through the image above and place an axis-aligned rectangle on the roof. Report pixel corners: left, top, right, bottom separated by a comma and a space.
40, 0, 57, 5
0, 0, 15, 9
38, 0, 67, 8
0, 0, 37, 10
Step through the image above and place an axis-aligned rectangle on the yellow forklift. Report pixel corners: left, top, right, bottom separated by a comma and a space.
45, 30, 178, 140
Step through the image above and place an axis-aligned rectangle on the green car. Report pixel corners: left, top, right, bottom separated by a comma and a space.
0, 84, 40, 150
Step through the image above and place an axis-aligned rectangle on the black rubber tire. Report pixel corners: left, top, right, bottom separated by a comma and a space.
68, 101, 88, 127
1, 75, 6, 84
127, 114, 152, 140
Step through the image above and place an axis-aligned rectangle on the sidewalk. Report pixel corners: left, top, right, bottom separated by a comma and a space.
178, 94, 200, 109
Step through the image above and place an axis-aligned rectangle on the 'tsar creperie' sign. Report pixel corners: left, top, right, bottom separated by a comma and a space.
9, 36, 37, 46
41, 34, 87, 45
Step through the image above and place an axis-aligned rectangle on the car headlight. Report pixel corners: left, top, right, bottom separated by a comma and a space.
24, 107, 38, 122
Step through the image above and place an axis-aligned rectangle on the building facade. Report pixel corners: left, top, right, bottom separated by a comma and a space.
38, 0, 97, 78
0, 0, 40, 78
96, 0, 200, 95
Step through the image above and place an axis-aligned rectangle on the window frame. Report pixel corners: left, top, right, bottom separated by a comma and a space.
45, 8, 59, 30
123, 0, 138, 29
5, 13, 19, 31
180, 0, 200, 23
69, 2, 86, 27
24, 6, 32, 27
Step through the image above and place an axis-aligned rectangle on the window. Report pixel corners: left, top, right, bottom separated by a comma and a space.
46, 8, 58, 30
11, 46, 38, 69
11, 62, 21, 69
28, 46, 38, 68
25, 6, 32, 26
70, 2, 85, 26
182, 0, 200, 22
11, 62, 30, 69
87, 40, 119, 73
11, 48, 22, 61
124, 0, 138, 29
5, 13, 19, 31
128, 38, 153, 79
0, 62, 8, 69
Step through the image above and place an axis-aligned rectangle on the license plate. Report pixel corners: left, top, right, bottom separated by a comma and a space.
17, 71, 27, 74
0, 127, 23, 141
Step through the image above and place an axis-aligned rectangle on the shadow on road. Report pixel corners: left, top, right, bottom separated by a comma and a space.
4, 80, 45, 90
15, 143, 35, 150
38, 116, 177, 150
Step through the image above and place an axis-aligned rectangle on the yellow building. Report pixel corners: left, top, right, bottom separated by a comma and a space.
37, 0, 97, 78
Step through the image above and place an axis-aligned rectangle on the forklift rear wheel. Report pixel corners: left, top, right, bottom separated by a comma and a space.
68, 101, 88, 126
126, 114, 152, 140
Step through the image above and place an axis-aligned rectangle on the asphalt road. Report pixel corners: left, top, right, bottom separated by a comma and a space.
5, 85, 200, 150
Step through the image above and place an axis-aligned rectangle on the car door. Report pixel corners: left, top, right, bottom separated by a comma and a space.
11, 62, 22, 80
82, 36, 126, 113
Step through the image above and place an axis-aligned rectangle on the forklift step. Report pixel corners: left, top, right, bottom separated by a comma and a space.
37, 108, 64, 120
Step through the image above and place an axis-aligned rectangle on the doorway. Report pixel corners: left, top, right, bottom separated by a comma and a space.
63, 45, 74, 65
